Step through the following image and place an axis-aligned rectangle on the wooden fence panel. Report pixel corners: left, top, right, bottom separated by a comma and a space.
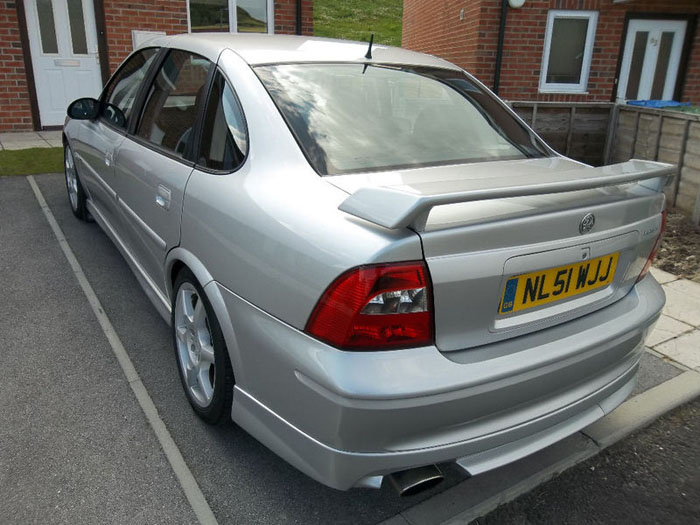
610, 106, 700, 223
510, 102, 611, 166
508, 102, 700, 223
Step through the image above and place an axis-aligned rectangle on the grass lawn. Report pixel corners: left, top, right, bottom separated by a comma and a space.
0, 147, 63, 176
314, 0, 403, 47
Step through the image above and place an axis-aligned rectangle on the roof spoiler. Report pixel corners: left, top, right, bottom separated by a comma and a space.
338, 159, 675, 231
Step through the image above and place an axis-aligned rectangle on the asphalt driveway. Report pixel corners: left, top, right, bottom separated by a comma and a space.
1, 173, 470, 524
1, 173, 696, 524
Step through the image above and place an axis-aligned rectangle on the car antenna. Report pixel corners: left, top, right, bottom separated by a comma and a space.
362, 34, 374, 74
364, 33, 374, 60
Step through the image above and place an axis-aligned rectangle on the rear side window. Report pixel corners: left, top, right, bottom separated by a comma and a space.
136, 50, 212, 158
101, 47, 158, 128
196, 71, 248, 171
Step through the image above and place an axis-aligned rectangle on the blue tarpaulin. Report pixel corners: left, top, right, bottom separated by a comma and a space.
626, 100, 691, 108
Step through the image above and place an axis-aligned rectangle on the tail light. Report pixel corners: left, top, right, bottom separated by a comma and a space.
305, 261, 434, 350
637, 209, 667, 282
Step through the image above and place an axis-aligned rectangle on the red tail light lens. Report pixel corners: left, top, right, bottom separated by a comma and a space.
305, 262, 434, 350
637, 209, 667, 282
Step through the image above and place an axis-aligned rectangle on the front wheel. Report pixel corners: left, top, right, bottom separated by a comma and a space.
172, 268, 234, 424
64, 144, 90, 221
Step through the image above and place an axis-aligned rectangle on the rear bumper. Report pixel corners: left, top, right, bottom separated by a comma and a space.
220, 276, 664, 490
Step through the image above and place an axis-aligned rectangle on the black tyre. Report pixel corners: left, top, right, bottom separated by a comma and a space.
172, 268, 234, 424
64, 143, 91, 221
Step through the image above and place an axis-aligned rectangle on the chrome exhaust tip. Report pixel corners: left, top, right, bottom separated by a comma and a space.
387, 465, 444, 496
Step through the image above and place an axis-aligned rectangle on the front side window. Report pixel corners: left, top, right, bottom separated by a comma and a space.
197, 71, 248, 171
255, 64, 549, 176
188, 0, 272, 33
136, 50, 211, 158
101, 47, 159, 128
539, 10, 598, 93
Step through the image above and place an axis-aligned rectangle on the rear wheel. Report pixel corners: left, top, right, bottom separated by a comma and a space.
172, 268, 234, 424
64, 144, 90, 221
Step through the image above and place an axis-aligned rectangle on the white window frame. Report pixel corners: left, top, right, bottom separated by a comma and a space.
186, 0, 274, 35
539, 10, 598, 94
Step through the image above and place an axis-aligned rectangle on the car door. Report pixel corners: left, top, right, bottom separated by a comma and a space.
72, 47, 160, 233
111, 49, 213, 294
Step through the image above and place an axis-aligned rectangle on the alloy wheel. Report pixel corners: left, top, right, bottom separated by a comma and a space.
174, 283, 217, 407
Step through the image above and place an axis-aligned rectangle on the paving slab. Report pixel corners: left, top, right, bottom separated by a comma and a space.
0, 131, 45, 142
38, 130, 62, 141
2, 141, 50, 150
651, 267, 678, 284
655, 330, 700, 370
662, 279, 700, 327
0, 176, 197, 524
646, 314, 694, 347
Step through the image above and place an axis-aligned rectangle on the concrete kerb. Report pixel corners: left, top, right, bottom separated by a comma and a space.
384, 369, 700, 525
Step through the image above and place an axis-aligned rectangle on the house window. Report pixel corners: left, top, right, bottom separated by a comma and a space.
188, 0, 273, 34
539, 10, 598, 93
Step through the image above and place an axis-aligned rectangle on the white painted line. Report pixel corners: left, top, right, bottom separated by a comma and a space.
27, 176, 218, 525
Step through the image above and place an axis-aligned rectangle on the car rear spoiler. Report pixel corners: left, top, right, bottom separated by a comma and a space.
338, 159, 675, 230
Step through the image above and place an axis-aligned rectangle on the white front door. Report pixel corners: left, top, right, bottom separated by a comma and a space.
23, 0, 103, 127
617, 19, 687, 102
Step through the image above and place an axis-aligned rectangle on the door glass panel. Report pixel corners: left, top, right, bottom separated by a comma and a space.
197, 72, 248, 170
190, 0, 229, 32
37, 0, 58, 54
651, 31, 675, 100
546, 18, 588, 84
136, 50, 211, 158
237, 0, 267, 33
625, 31, 649, 100
102, 48, 159, 128
66, 0, 88, 54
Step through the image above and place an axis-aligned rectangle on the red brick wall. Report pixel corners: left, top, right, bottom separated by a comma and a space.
104, 1, 313, 74
103, 1, 188, 73
403, 0, 700, 103
275, 0, 313, 35
0, 1, 312, 131
0, 1, 33, 130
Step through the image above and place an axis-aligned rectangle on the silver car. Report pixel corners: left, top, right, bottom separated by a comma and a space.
63, 34, 673, 495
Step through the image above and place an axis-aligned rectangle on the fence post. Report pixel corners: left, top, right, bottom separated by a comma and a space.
565, 106, 576, 157
630, 111, 641, 159
654, 114, 664, 161
531, 103, 538, 128
603, 104, 619, 165
673, 120, 690, 208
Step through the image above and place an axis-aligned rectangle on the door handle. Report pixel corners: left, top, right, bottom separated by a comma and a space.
105, 150, 113, 166
156, 185, 171, 210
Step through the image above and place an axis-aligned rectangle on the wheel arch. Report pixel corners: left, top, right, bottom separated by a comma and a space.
166, 247, 246, 395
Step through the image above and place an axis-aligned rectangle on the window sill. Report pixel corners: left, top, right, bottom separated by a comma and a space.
538, 89, 590, 95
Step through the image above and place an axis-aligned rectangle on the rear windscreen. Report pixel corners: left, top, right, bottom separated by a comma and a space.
255, 63, 550, 175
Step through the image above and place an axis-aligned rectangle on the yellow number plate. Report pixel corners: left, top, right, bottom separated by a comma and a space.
499, 252, 619, 314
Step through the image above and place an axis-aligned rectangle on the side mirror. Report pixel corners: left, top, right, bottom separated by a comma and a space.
67, 97, 99, 120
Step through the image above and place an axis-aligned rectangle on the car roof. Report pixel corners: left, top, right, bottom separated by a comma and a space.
141, 33, 461, 70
